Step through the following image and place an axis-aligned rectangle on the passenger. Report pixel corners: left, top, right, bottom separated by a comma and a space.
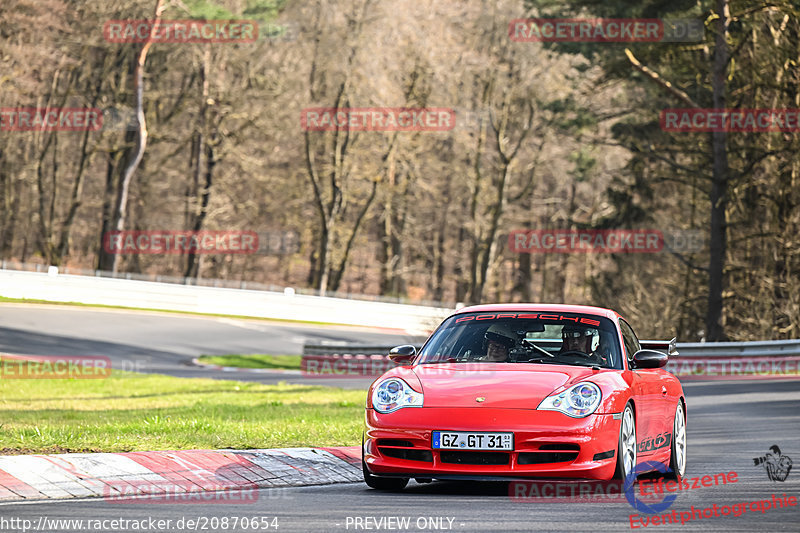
594, 331, 613, 366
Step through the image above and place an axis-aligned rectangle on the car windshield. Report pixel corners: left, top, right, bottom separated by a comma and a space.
418, 312, 623, 369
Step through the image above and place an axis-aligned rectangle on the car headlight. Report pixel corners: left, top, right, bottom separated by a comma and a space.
371, 378, 423, 414
537, 382, 602, 418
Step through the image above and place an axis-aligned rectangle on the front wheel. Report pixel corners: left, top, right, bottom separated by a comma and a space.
362, 460, 409, 491
362, 436, 409, 490
666, 402, 687, 480
613, 403, 637, 480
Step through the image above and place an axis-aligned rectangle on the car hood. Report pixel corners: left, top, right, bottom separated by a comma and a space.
410, 363, 598, 409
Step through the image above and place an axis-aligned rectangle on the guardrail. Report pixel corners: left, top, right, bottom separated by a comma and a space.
667, 340, 800, 381
672, 339, 800, 357
302, 344, 416, 356
301, 344, 422, 377
0, 269, 453, 334
300, 340, 800, 380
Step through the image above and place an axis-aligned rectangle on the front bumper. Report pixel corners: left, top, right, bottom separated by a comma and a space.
364, 407, 620, 480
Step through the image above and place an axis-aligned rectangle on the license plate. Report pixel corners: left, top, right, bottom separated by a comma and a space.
432, 431, 513, 451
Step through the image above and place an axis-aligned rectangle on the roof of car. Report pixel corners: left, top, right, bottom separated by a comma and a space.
453, 303, 621, 321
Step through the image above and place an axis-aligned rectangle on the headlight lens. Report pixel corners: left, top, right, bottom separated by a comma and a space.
371, 378, 423, 413
537, 382, 602, 418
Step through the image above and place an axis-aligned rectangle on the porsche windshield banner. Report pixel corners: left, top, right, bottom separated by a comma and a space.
454, 313, 601, 327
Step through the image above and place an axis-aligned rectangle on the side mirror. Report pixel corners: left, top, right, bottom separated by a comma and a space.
632, 349, 669, 369
388, 345, 417, 365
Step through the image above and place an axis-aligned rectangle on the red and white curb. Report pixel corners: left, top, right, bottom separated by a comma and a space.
0, 447, 361, 502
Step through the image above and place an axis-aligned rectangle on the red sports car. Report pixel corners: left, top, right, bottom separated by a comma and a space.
363, 304, 686, 490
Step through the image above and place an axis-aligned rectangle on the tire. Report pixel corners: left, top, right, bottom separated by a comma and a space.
362, 459, 409, 491
666, 401, 687, 480
361, 437, 409, 491
613, 403, 637, 480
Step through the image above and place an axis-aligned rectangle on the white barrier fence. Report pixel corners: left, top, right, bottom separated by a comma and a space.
0, 269, 453, 334
674, 340, 800, 357
302, 340, 800, 358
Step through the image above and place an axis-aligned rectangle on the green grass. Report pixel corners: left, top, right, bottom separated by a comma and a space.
197, 354, 302, 370
0, 296, 347, 328
0, 364, 364, 455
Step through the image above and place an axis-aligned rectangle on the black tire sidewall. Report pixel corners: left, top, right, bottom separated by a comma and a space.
614, 403, 635, 480
362, 438, 409, 491
668, 402, 685, 480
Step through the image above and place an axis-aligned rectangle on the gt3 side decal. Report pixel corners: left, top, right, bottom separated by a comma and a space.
638, 431, 671, 453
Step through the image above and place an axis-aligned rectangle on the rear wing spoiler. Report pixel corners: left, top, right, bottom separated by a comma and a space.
639, 337, 678, 356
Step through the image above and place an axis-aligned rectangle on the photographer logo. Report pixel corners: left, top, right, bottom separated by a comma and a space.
753, 445, 792, 482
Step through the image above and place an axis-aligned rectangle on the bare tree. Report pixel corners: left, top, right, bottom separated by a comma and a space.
109, 0, 165, 273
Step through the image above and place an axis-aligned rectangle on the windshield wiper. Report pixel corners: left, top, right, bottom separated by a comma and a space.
523, 358, 602, 370
522, 358, 564, 364
567, 361, 603, 369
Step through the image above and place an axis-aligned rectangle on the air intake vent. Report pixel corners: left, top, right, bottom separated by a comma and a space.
378, 448, 433, 462
377, 439, 415, 448
538, 443, 580, 451
517, 452, 578, 464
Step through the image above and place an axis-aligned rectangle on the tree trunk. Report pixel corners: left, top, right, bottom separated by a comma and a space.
328, 179, 378, 292
557, 181, 577, 303
96, 149, 126, 271
0, 149, 23, 258
705, 0, 730, 341
185, 133, 215, 278
432, 172, 452, 302
110, 0, 165, 274
34, 68, 70, 264
56, 65, 103, 262
378, 154, 397, 294
184, 47, 212, 279
469, 95, 532, 303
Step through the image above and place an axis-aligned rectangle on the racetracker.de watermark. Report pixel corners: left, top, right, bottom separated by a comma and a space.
509, 18, 703, 42
103, 230, 259, 255
300, 108, 456, 132
661, 108, 800, 132
667, 357, 800, 380
509, 469, 737, 506
1, 108, 103, 132
508, 229, 704, 254
0, 516, 279, 532
257, 230, 300, 255
103, 20, 258, 43
0, 355, 111, 379
510, 479, 633, 503
302, 357, 499, 378
302, 356, 395, 378
261, 22, 298, 42
103, 480, 266, 504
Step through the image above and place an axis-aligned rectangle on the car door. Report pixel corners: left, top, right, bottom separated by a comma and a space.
619, 319, 662, 456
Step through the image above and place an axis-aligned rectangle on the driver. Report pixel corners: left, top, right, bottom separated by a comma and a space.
482, 323, 518, 362
559, 324, 602, 362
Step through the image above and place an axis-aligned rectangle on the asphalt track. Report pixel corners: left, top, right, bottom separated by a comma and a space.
0, 304, 422, 388
0, 304, 798, 532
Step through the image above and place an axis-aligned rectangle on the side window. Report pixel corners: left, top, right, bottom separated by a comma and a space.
619, 319, 641, 365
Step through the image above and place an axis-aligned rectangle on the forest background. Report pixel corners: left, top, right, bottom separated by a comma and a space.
1, 0, 797, 341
